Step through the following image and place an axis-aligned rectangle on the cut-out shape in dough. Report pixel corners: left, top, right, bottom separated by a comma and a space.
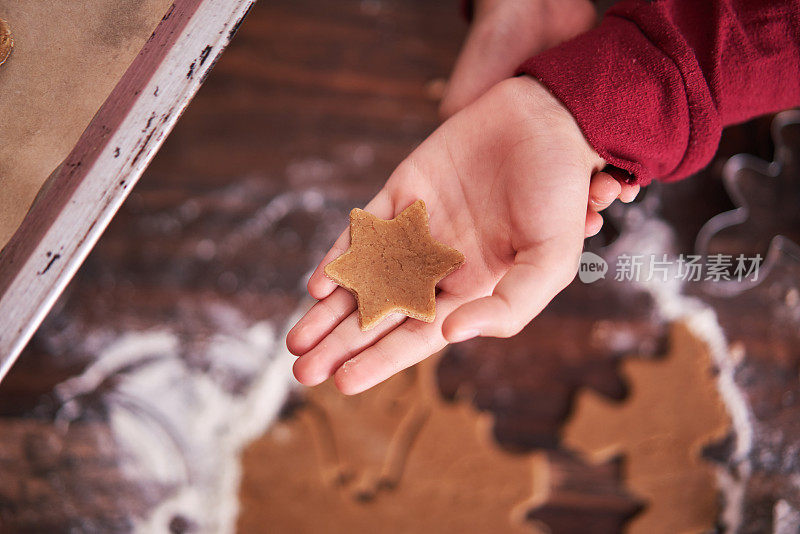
239, 355, 548, 533
562, 323, 731, 534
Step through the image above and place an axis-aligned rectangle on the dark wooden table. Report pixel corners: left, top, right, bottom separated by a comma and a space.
1, 1, 799, 532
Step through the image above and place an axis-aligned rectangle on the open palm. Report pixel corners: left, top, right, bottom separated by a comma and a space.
287, 77, 604, 394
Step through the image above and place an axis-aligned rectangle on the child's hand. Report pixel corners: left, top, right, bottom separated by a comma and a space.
585, 172, 640, 237
288, 77, 604, 394
441, 0, 636, 239
440, 0, 596, 119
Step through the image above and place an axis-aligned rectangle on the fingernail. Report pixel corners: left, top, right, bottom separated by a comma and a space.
450, 329, 480, 343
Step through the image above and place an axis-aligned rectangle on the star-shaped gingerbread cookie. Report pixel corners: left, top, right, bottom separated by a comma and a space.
325, 200, 465, 331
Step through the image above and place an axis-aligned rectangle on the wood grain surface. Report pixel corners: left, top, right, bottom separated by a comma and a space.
0, 0, 798, 533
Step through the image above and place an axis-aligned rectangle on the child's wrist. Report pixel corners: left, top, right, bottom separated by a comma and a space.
514, 74, 605, 174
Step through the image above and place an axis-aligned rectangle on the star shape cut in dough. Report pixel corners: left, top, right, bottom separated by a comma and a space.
325, 200, 465, 331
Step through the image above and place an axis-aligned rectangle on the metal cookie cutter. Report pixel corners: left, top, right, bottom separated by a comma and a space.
696, 110, 800, 295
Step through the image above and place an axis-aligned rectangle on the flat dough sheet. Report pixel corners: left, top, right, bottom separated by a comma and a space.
0, 0, 174, 250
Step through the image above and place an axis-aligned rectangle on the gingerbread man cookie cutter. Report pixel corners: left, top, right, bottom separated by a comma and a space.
696, 110, 800, 296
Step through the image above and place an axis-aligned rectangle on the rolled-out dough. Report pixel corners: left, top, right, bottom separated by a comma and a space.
0, 0, 174, 250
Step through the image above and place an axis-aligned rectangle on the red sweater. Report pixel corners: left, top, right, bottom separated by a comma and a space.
517, 0, 800, 185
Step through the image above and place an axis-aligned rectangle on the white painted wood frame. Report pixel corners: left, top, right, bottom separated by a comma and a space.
0, 0, 256, 382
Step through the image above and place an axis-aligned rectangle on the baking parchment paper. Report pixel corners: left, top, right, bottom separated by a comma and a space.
0, 0, 174, 249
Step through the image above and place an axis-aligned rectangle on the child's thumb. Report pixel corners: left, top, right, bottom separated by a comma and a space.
442, 245, 579, 341
440, 13, 534, 120
440, 1, 595, 120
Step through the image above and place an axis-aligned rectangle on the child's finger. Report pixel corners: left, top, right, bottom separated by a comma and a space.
307, 189, 394, 300
440, 14, 525, 119
585, 209, 604, 238
286, 287, 357, 356
619, 182, 640, 203
588, 171, 622, 211
306, 227, 350, 300
333, 294, 462, 395
292, 310, 406, 387
442, 244, 576, 342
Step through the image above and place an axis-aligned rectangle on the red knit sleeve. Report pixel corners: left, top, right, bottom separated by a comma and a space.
517, 0, 800, 185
